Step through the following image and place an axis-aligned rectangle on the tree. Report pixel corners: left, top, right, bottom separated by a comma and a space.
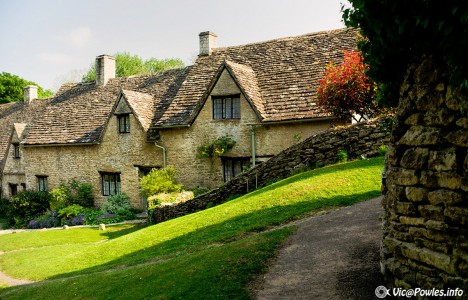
342, 1, 468, 107
0, 72, 54, 104
82, 52, 184, 82
317, 50, 379, 123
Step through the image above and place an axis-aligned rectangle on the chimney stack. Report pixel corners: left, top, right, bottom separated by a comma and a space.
23, 85, 38, 104
95, 54, 116, 86
199, 31, 217, 56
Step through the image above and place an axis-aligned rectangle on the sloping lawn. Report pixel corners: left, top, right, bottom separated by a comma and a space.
0, 157, 384, 299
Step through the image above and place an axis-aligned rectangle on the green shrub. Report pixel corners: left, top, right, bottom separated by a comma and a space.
58, 205, 85, 219
140, 166, 182, 197
102, 193, 133, 214
53, 179, 95, 208
147, 191, 194, 210
10, 191, 51, 227
336, 150, 349, 163
0, 197, 13, 218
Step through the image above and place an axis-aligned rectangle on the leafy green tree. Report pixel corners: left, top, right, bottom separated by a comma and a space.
82, 52, 184, 82
0, 72, 54, 104
342, 1, 468, 106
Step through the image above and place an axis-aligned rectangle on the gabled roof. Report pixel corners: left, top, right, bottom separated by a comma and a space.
0, 99, 51, 167
152, 28, 358, 127
119, 90, 155, 132
22, 67, 190, 146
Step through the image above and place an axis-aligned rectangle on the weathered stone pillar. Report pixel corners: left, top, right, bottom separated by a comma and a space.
381, 56, 468, 291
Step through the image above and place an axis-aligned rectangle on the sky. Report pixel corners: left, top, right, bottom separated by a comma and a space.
0, 0, 350, 91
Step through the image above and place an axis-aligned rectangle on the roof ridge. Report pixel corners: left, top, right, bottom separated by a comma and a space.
213, 27, 352, 52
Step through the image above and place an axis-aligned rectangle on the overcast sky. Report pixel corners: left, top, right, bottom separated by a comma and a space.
0, 0, 350, 91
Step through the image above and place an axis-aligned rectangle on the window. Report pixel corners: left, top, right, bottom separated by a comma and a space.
9, 183, 18, 196
118, 114, 130, 133
13, 144, 20, 159
101, 173, 121, 196
37, 176, 48, 192
223, 158, 251, 182
213, 96, 240, 119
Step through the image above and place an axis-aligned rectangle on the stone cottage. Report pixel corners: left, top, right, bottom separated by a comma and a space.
0, 28, 357, 208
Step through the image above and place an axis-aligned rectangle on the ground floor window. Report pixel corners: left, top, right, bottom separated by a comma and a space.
101, 172, 121, 196
223, 157, 251, 182
37, 176, 48, 192
9, 183, 18, 196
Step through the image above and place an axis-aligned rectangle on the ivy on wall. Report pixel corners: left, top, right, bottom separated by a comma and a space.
342, 1, 468, 107
196, 136, 236, 159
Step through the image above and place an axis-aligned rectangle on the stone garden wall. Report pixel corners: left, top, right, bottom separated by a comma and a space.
150, 116, 391, 223
381, 57, 468, 291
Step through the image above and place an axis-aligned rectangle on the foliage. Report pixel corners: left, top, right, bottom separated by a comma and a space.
0, 72, 53, 104
28, 210, 61, 229
378, 145, 388, 157
0, 157, 383, 283
336, 149, 349, 163
147, 191, 194, 210
317, 50, 380, 122
9, 191, 51, 227
0, 198, 13, 219
58, 204, 85, 219
140, 166, 183, 197
52, 179, 94, 208
196, 135, 236, 159
82, 52, 184, 82
102, 193, 133, 214
342, 1, 468, 106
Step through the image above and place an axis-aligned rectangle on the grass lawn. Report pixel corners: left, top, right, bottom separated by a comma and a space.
0, 157, 384, 299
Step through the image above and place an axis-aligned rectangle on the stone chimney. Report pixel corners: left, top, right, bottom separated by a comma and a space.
95, 54, 116, 86
199, 31, 217, 56
23, 85, 38, 104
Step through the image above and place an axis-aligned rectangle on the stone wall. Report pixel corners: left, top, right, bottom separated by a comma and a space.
151, 116, 391, 223
381, 57, 468, 291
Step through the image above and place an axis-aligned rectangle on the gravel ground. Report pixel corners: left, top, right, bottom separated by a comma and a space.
252, 197, 385, 300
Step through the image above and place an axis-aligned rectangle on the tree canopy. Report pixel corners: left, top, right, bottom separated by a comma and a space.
0, 72, 54, 104
317, 50, 379, 123
82, 52, 184, 82
342, 1, 468, 106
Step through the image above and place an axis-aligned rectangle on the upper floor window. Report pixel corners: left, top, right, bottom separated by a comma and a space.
37, 176, 48, 192
13, 143, 20, 159
101, 172, 121, 196
213, 96, 240, 119
118, 114, 130, 133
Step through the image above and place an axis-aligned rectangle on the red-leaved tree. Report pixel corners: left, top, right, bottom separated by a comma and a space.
317, 50, 379, 123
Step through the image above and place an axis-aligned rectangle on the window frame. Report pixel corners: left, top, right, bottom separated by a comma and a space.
117, 114, 131, 133
212, 95, 241, 120
9, 183, 18, 196
222, 157, 251, 182
101, 172, 121, 196
13, 143, 20, 159
36, 176, 48, 192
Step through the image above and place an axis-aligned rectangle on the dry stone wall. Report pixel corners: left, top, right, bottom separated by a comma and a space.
381, 57, 468, 291
150, 116, 391, 223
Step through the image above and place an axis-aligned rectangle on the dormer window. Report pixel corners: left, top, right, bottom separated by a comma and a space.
213, 95, 240, 119
118, 114, 130, 133
13, 143, 20, 159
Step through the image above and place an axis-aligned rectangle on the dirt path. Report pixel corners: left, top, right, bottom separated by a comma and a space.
253, 197, 384, 300
0, 270, 34, 286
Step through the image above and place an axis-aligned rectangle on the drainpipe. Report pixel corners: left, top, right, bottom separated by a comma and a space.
154, 143, 167, 169
250, 125, 256, 167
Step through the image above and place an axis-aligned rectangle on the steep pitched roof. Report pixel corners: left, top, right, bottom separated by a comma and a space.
152, 28, 358, 127
0, 99, 51, 167
22, 67, 190, 146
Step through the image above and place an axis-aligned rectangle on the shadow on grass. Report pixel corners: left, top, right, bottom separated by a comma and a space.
41, 189, 380, 281
99, 223, 147, 240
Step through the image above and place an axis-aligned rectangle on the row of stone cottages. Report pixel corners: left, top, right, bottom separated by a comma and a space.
0, 28, 358, 209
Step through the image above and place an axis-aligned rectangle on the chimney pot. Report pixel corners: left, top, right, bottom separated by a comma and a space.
96, 54, 116, 86
23, 85, 38, 104
199, 31, 217, 56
